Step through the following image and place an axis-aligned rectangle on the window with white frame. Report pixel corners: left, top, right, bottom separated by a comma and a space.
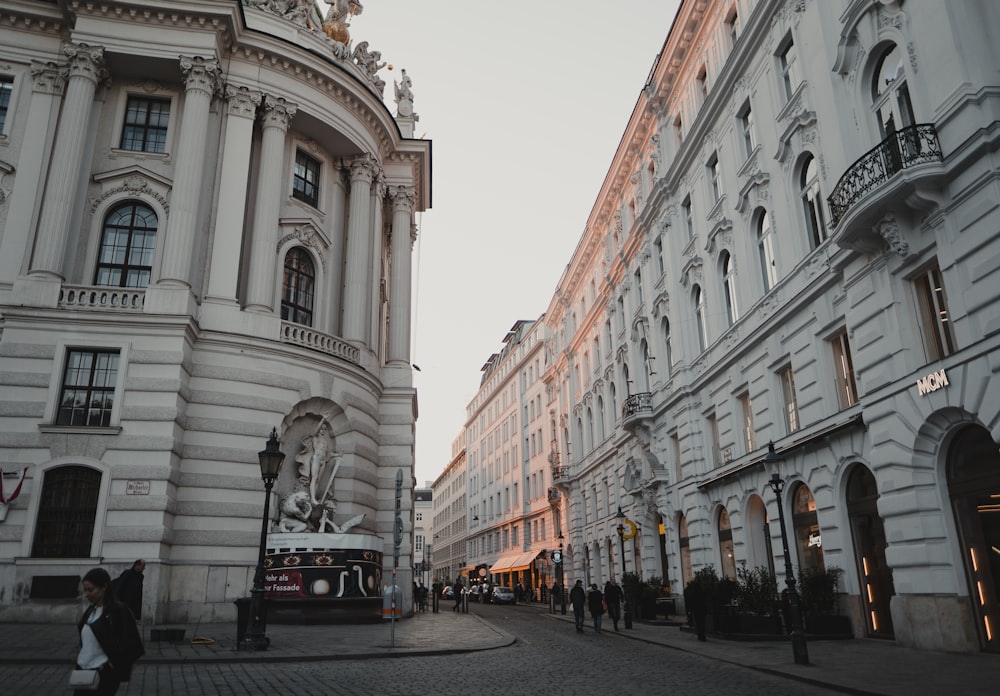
56, 349, 120, 427
778, 34, 801, 102
779, 365, 800, 433
757, 209, 778, 291
739, 391, 755, 453
707, 152, 722, 204
707, 412, 721, 466
722, 251, 739, 326
738, 100, 756, 159
872, 43, 915, 141
912, 262, 957, 363
831, 330, 859, 409
94, 202, 158, 288
682, 195, 693, 240
120, 95, 170, 153
292, 149, 321, 207
693, 284, 708, 352
660, 316, 673, 379
0, 75, 14, 133
801, 155, 827, 249
654, 236, 665, 276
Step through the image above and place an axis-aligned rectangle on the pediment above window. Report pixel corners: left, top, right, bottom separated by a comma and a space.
680, 256, 703, 289
278, 218, 331, 269
652, 291, 670, 319
705, 218, 733, 256
90, 166, 171, 213
775, 109, 817, 163
736, 170, 770, 214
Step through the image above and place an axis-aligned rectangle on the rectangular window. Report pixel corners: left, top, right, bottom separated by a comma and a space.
634, 268, 643, 305
738, 101, 756, 158
120, 96, 170, 153
415, 535, 423, 552
292, 149, 321, 207
682, 196, 693, 240
707, 413, 721, 466
913, 263, 957, 363
57, 349, 120, 427
0, 75, 13, 133
740, 392, 756, 453
708, 153, 721, 204
726, 6, 740, 47
779, 37, 801, 101
654, 236, 665, 276
671, 432, 681, 482
779, 366, 800, 433
831, 331, 859, 409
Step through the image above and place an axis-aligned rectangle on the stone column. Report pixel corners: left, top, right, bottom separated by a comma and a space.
387, 185, 416, 364
245, 95, 296, 313
157, 56, 221, 287
341, 154, 378, 342
28, 43, 105, 280
0, 62, 64, 284
205, 85, 262, 303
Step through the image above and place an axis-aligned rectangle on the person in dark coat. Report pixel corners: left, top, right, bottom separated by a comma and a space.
569, 580, 587, 633
75, 567, 145, 695
587, 583, 605, 634
685, 581, 708, 642
452, 579, 463, 613
603, 577, 623, 631
113, 559, 145, 621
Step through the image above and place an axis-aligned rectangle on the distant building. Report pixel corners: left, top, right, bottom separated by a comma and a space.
431, 432, 467, 585
0, 1, 429, 622
414, 486, 433, 587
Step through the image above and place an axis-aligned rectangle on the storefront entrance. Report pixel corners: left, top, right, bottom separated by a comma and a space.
948, 425, 1000, 652
847, 464, 895, 639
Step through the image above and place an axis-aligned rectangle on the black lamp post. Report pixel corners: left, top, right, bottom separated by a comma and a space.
558, 533, 567, 615
764, 442, 809, 665
615, 506, 633, 629
239, 428, 285, 651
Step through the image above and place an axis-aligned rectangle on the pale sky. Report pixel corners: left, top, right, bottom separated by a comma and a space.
319, 1, 683, 486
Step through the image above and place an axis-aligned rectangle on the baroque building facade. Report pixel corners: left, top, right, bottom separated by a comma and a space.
0, 0, 430, 622
465, 0, 998, 654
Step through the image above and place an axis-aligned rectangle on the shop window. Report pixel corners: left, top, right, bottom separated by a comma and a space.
718, 508, 736, 579
94, 202, 157, 288
791, 482, 824, 574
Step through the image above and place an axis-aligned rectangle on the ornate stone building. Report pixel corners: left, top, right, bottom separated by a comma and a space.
533, 0, 998, 654
0, 0, 430, 622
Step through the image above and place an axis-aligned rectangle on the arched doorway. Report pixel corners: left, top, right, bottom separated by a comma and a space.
948, 425, 1000, 652
656, 511, 670, 586
847, 465, 895, 639
791, 483, 825, 573
746, 494, 775, 578
718, 508, 737, 579
678, 514, 692, 587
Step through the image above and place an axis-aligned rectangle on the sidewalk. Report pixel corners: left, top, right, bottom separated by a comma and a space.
2, 605, 998, 695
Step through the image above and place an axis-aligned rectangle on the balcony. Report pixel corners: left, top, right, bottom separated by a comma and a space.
59, 285, 145, 311
281, 322, 360, 363
622, 392, 653, 429
827, 124, 945, 250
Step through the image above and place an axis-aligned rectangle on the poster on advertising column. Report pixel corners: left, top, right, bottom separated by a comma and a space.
264, 532, 383, 600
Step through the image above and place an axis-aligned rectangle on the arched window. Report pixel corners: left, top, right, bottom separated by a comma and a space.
800, 155, 827, 249
641, 339, 652, 390
31, 466, 101, 558
792, 482, 825, 574
281, 247, 315, 326
721, 251, 739, 326
718, 508, 737, 579
586, 407, 594, 452
693, 284, 708, 351
678, 514, 693, 586
757, 210, 777, 291
660, 317, 673, 378
609, 382, 617, 423
596, 396, 605, 442
872, 43, 915, 140
95, 202, 157, 288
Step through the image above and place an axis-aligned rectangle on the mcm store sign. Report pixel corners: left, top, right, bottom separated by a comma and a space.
916, 368, 949, 396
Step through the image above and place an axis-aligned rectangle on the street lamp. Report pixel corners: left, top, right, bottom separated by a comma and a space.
764, 442, 809, 666
239, 428, 285, 651
615, 506, 633, 629
558, 533, 567, 615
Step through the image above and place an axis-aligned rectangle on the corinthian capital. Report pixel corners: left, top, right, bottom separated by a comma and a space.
349, 153, 380, 184
62, 42, 107, 84
179, 56, 223, 97
261, 95, 298, 130
224, 84, 262, 118
389, 185, 416, 212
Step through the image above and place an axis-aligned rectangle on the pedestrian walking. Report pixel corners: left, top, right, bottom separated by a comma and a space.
603, 577, 623, 631
112, 559, 145, 621
569, 579, 587, 633
452, 580, 463, 613
588, 583, 605, 634
72, 567, 144, 695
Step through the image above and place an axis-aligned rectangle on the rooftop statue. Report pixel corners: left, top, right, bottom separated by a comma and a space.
393, 68, 417, 118
323, 0, 363, 44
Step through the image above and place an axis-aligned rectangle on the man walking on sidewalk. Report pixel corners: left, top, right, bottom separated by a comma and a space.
569, 580, 587, 633
603, 577, 622, 631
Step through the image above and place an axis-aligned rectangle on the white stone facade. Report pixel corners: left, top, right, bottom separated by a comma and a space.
501, 0, 999, 654
0, 1, 429, 623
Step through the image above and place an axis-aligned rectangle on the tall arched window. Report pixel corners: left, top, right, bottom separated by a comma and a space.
95, 202, 157, 288
721, 251, 739, 326
641, 339, 652, 390
718, 508, 737, 579
792, 482, 825, 574
693, 284, 708, 351
31, 466, 101, 558
586, 407, 594, 452
800, 155, 826, 249
596, 395, 606, 442
757, 210, 777, 291
281, 247, 315, 326
609, 382, 617, 423
872, 43, 915, 140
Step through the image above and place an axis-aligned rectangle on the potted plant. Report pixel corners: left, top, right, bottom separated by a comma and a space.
797, 566, 852, 636
734, 564, 782, 635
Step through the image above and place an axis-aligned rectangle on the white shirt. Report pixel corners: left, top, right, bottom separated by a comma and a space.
77, 606, 109, 669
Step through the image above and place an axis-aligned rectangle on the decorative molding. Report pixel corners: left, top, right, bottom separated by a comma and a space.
876, 215, 909, 257
30, 61, 63, 95
224, 84, 262, 118
680, 256, 703, 289
179, 55, 223, 98
775, 109, 817, 162
89, 168, 170, 214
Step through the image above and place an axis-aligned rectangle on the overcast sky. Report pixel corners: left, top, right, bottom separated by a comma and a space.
319, 1, 683, 486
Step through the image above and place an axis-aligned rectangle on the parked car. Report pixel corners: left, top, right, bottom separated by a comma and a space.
492, 586, 517, 605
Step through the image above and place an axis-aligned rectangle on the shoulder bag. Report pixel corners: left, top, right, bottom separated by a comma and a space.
69, 668, 100, 690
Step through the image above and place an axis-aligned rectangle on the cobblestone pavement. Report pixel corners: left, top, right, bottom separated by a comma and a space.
2, 601, 998, 695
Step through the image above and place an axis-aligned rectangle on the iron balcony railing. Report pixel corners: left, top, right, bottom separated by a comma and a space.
827, 123, 943, 226
623, 392, 653, 418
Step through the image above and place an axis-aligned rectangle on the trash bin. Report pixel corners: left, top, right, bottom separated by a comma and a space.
234, 597, 267, 645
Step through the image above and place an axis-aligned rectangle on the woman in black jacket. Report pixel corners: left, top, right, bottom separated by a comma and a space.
75, 567, 145, 695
